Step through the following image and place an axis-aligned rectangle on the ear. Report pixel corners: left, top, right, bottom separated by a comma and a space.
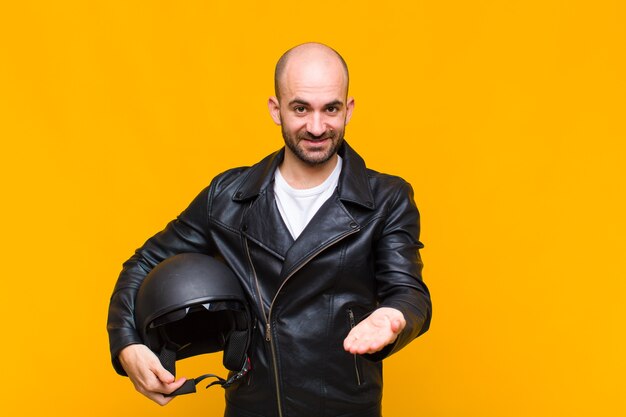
268, 96, 282, 125
345, 97, 355, 125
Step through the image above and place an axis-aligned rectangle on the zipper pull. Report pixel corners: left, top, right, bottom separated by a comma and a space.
348, 309, 356, 328
265, 323, 272, 341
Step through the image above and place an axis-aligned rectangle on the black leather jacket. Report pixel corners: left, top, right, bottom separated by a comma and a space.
107, 142, 431, 417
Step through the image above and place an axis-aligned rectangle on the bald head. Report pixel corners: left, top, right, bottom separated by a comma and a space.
274, 43, 349, 101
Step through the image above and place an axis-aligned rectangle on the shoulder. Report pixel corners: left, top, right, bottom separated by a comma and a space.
366, 169, 415, 201
210, 166, 251, 194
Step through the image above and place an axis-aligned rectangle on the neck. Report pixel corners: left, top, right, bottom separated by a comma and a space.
279, 151, 338, 189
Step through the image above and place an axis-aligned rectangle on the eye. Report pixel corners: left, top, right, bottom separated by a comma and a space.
326, 106, 338, 113
294, 106, 306, 113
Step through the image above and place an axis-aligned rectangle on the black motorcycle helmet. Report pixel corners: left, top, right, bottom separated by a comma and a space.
135, 253, 251, 396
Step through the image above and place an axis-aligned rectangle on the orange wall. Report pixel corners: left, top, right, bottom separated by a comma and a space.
1, 1, 625, 416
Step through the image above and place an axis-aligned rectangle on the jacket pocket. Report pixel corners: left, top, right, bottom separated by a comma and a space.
347, 308, 364, 386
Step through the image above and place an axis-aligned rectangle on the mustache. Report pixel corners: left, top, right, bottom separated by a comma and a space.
298, 130, 337, 141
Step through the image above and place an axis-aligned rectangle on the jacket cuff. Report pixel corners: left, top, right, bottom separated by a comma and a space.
108, 328, 143, 376
362, 299, 430, 362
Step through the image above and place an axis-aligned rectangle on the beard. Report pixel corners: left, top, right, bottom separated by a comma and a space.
281, 126, 345, 166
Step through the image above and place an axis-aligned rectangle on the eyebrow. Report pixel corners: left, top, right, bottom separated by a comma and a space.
324, 100, 344, 108
288, 98, 344, 108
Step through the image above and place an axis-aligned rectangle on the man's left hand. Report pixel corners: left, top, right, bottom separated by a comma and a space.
343, 307, 406, 354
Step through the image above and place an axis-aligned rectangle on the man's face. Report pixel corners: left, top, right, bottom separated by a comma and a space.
269, 57, 354, 166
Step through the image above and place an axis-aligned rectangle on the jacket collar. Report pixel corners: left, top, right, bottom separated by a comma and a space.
232, 141, 376, 210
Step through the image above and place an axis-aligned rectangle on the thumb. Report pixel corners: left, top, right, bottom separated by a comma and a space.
153, 364, 176, 384
390, 318, 403, 334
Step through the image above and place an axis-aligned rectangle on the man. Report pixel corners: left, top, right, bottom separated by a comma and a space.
108, 42, 431, 417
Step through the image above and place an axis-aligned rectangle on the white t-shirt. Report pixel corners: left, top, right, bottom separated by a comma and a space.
274, 156, 343, 240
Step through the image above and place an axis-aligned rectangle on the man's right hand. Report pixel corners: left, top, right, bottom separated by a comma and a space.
118, 344, 187, 406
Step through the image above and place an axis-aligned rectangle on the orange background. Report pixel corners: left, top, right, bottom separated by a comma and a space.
1, 1, 625, 416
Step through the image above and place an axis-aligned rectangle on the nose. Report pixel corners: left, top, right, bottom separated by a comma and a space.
306, 112, 326, 137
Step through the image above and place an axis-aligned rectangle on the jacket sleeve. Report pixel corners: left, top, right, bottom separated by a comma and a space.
366, 179, 432, 361
106, 184, 217, 375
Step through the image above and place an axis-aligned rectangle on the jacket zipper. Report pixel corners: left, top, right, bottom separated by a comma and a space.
347, 308, 362, 386
245, 237, 285, 417
244, 227, 360, 417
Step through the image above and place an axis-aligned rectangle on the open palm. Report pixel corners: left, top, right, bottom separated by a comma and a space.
343, 307, 406, 354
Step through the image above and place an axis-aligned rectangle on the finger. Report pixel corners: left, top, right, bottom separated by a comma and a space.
146, 391, 175, 406
354, 341, 381, 355
343, 333, 358, 351
351, 335, 379, 354
343, 338, 351, 351
355, 328, 396, 354
344, 330, 368, 353
140, 377, 187, 405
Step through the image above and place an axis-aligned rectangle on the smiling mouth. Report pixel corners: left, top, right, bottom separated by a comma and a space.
301, 138, 332, 149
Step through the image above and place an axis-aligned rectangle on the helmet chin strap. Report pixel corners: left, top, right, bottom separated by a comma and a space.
157, 325, 252, 397
165, 357, 252, 397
